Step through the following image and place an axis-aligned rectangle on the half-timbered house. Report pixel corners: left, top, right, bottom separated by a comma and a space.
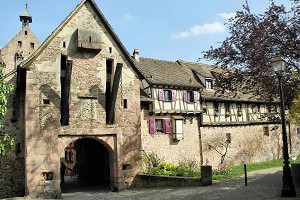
135, 54, 300, 169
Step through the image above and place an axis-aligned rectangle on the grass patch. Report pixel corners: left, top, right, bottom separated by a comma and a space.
212, 157, 300, 181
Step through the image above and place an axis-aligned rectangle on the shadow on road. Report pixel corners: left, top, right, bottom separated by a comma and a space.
61, 176, 110, 194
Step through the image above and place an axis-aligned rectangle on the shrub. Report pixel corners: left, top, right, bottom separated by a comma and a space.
212, 167, 231, 176
142, 152, 164, 173
147, 161, 200, 177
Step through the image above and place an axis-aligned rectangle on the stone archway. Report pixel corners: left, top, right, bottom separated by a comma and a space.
60, 137, 113, 193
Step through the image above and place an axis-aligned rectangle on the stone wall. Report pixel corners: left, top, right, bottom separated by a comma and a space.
141, 106, 300, 169
0, 24, 40, 199
141, 109, 201, 166
0, 157, 25, 198
23, 1, 141, 197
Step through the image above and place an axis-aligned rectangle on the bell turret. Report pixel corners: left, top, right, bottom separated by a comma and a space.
19, 4, 32, 28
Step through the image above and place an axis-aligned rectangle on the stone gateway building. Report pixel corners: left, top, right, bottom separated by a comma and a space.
0, 0, 299, 199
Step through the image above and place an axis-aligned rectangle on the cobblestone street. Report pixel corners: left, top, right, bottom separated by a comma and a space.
61, 167, 300, 200
5, 168, 300, 200
8, 167, 300, 200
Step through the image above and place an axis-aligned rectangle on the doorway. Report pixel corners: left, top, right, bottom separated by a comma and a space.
61, 138, 111, 193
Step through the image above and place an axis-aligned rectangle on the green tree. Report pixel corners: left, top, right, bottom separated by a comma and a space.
290, 94, 300, 123
0, 69, 14, 156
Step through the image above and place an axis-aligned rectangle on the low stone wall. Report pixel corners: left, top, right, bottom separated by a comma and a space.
130, 174, 202, 188
130, 166, 212, 188
0, 157, 25, 199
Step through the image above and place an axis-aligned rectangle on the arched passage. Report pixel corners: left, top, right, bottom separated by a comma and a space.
61, 138, 111, 193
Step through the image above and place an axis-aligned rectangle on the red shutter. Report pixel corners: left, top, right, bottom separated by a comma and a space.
183, 90, 187, 102
158, 89, 164, 101
149, 117, 155, 134
193, 91, 197, 103
164, 118, 171, 134
171, 90, 176, 101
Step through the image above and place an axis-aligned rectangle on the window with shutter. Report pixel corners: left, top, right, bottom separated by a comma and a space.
193, 91, 197, 103
158, 89, 164, 101
155, 119, 164, 132
164, 118, 171, 134
171, 90, 176, 101
183, 90, 196, 103
163, 90, 172, 101
183, 90, 188, 102
149, 117, 155, 134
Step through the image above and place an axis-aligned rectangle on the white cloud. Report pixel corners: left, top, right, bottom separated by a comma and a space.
125, 14, 132, 19
124, 13, 139, 20
218, 12, 236, 20
171, 22, 225, 39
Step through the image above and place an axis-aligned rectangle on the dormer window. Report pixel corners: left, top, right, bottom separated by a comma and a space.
206, 79, 213, 89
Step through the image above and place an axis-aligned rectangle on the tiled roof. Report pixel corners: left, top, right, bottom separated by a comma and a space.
135, 57, 269, 102
135, 57, 201, 88
178, 60, 224, 78
201, 89, 268, 103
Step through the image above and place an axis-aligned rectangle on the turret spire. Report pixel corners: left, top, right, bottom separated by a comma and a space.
19, 3, 32, 28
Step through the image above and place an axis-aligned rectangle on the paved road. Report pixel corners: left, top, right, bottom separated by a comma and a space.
8, 167, 300, 200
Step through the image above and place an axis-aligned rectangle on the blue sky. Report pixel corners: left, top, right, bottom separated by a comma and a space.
0, 0, 290, 64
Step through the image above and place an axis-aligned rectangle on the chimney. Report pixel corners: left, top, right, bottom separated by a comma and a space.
133, 49, 139, 61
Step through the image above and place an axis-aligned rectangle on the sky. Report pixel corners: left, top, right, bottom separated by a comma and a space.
0, 0, 291, 64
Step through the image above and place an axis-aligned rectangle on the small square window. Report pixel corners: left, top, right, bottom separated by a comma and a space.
225, 103, 231, 115
18, 41, 22, 47
164, 90, 172, 101
206, 79, 213, 89
25, 31, 28, 35
155, 119, 164, 133
237, 103, 242, 111
123, 99, 128, 108
187, 91, 194, 102
263, 126, 269, 136
252, 104, 260, 113
30, 43, 35, 49
43, 99, 50, 105
226, 133, 231, 143
268, 104, 277, 113
214, 102, 220, 115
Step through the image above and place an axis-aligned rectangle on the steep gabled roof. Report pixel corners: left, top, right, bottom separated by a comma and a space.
135, 57, 201, 88
19, 0, 143, 78
178, 60, 222, 78
178, 60, 269, 102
